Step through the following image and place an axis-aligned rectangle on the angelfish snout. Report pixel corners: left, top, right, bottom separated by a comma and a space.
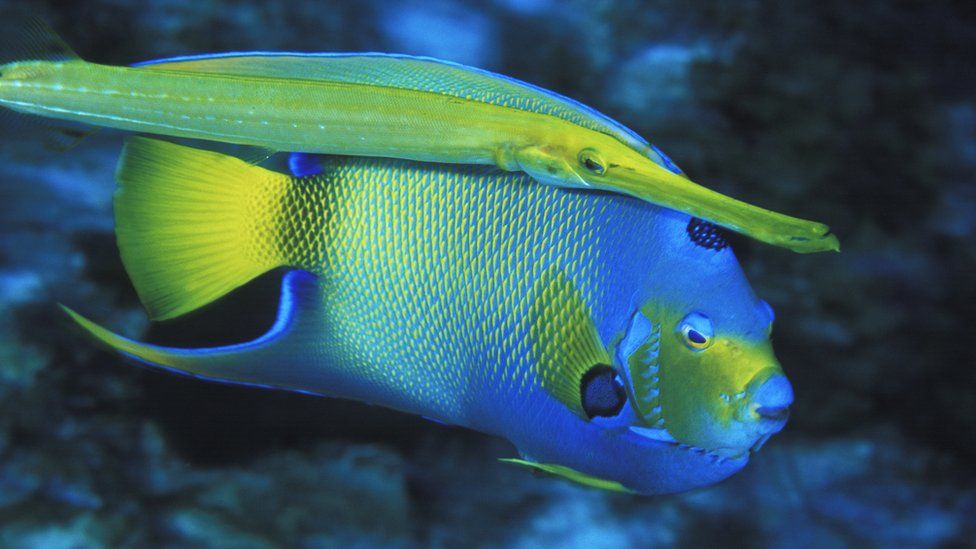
750, 373, 793, 429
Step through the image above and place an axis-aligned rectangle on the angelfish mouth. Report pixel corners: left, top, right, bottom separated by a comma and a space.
628, 426, 744, 464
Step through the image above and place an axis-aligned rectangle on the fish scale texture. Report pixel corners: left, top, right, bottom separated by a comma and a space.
268, 158, 615, 426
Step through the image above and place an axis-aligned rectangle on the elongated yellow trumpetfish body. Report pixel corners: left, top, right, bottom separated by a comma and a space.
0, 21, 839, 253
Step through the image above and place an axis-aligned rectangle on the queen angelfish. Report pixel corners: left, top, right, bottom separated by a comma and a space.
65, 137, 794, 495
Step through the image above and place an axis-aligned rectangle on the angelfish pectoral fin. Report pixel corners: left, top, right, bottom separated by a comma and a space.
499, 458, 634, 493
63, 270, 327, 395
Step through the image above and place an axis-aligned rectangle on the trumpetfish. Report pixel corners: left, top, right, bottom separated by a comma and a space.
0, 20, 838, 253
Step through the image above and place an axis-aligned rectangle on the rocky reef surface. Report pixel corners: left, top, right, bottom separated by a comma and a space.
0, 0, 973, 546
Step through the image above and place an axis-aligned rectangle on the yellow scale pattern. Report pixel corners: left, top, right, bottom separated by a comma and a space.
267, 158, 612, 424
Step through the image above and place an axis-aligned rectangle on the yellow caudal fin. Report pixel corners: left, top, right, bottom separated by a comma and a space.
114, 137, 291, 321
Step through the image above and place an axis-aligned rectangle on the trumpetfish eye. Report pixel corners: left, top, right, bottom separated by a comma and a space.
578, 149, 606, 175
580, 365, 626, 419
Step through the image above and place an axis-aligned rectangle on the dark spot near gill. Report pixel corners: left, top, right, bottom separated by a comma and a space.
686, 218, 729, 251
580, 365, 626, 419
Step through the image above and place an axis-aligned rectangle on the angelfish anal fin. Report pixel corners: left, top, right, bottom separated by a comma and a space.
498, 458, 634, 493
64, 270, 329, 395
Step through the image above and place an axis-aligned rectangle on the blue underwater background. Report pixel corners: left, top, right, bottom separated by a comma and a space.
1, 0, 975, 546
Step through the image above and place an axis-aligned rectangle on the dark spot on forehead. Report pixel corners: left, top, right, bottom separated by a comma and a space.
686, 218, 729, 251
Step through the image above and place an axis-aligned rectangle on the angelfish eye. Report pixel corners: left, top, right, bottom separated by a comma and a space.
677, 312, 713, 351
578, 149, 606, 175
580, 365, 626, 419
